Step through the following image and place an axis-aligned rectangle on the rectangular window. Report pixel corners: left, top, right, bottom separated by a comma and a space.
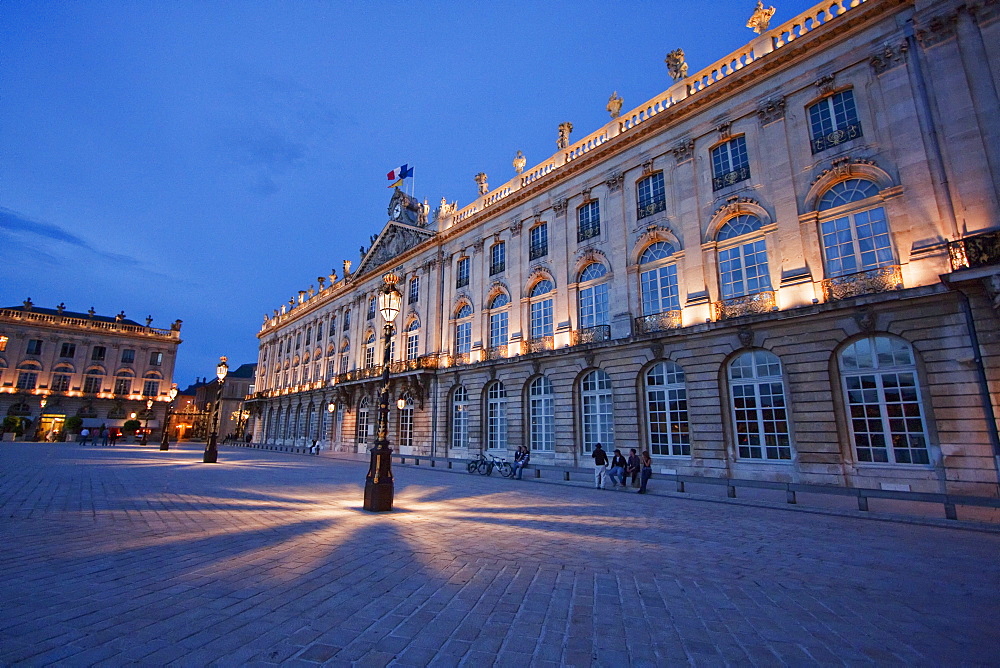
59, 342, 76, 358
329, 317, 337, 337
27, 339, 43, 355
711, 136, 750, 191
530, 299, 554, 339
578, 200, 601, 242
529, 223, 548, 260
315, 323, 322, 340
149, 352, 163, 366
367, 297, 377, 320
490, 242, 506, 275
16, 372, 38, 390
51, 374, 71, 392
578, 283, 610, 328
339, 355, 349, 374
305, 327, 312, 345
406, 333, 419, 361
640, 265, 680, 315
83, 375, 102, 393
365, 346, 375, 369
343, 309, 351, 330
114, 378, 131, 395
637, 173, 666, 219
92, 346, 106, 362
121, 349, 135, 364
398, 407, 413, 449
456, 257, 470, 288
408, 277, 420, 304
809, 90, 862, 153
489, 312, 508, 349
719, 240, 771, 299
143, 380, 159, 397
455, 322, 472, 354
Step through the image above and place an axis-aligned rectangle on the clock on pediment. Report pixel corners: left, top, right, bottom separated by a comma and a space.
387, 189, 420, 226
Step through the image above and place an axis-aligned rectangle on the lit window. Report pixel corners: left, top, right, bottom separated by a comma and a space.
398, 394, 414, 448
16, 372, 37, 390
645, 361, 690, 456
488, 293, 510, 350
454, 304, 473, 355
728, 350, 792, 460
405, 319, 420, 361
840, 335, 930, 465
581, 369, 614, 453
637, 172, 666, 219
711, 136, 750, 191
529, 280, 554, 340
51, 374, 71, 392
356, 397, 370, 446
149, 352, 163, 366
808, 89, 863, 153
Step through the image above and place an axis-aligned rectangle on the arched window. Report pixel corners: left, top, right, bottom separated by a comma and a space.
581, 369, 614, 453
83, 367, 104, 394
645, 361, 690, 456
839, 335, 930, 465
528, 376, 554, 451
578, 263, 609, 329
454, 304, 473, 356
488, 293, 510, 353
356, 397, 370, 447
16, 360, 40, 390
717, 214, 771, 300
639, 242, 680, 316
397, 393, 414, 449
818, 178, 894, 278
727, 350, 792, 460
142, 370, 161, 397
452, 386, 469, 449
339, 340, 350, 374
51, 362, 74, 392
529, 280, 554, 341
405, 319, 420, 361
114, 369, 135, 395
486, 381, 507, 451
364, 330, 377, 369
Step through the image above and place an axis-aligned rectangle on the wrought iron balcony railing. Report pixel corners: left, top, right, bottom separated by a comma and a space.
527, 336, 554, 353
949, 229, 1000, 271
713, 291, 775, 320
637, 198, 666, 220
634, 310, 682, 334
810, 122, 863, 154
712, 165, 751, 191
821, 265, 902, 301
572, 325, 611, 345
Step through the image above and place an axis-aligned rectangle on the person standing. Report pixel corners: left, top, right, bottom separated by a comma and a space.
109, 429, 119, 446
608, 449, 627, 489
626, 448, 641, 488
78, 427, 90, 446
637, 450, 653, 494
99, 425, 109, 447
591, 443, 609, 489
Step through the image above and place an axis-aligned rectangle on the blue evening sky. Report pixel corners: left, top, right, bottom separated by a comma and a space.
2, 0, 818, 385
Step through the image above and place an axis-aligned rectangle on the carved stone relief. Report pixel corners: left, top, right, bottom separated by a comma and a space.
672, 139, 695, 163
757, 96, 786, 125
870, 41, 909, 74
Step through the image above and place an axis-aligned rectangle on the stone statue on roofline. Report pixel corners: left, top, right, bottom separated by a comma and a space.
557, 122, 573, 149
513, 150, 526, 175
747, 1, 776, 34
607, 92, 623, 119
475, 172, 489, 195
665, 49, 688, 81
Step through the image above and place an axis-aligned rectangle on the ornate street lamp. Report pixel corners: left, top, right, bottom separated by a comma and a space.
364, 272, 401, 511
327, 401, 335, 449
140, 398, 153, 445
36, 398, 47, 441
160, 384, 178, 451
203, 356, 229, 463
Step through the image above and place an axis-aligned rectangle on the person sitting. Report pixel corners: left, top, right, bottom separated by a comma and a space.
608, 449, 627, 488
511, 446, 530, 479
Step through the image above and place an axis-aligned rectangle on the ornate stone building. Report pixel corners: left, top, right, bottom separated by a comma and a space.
0, 300, 182, 438
248, 0, 1000, 495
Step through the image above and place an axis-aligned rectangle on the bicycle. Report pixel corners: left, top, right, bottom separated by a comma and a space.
467, 453, 514, 478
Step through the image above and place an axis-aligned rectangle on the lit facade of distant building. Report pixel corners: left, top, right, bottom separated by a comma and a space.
0, 300, 182, 437
247, 0, 1000, 495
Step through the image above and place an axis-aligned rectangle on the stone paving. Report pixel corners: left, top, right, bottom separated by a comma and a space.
1, 442, 999, 667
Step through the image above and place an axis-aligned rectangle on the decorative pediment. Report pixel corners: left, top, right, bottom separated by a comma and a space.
355, 222, 436, 278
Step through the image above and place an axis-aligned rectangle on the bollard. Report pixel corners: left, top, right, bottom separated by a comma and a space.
727, 485, 736, 498
448, 461, 453, 469
786, 490, 797, 504
676, 480, 685, 493
858, 495, 869, 512
944, 502, 957, 520
535, 468, 541, 478
564, 471, 570, 481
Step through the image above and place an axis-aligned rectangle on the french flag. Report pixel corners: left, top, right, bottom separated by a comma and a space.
386, 164, 413, 181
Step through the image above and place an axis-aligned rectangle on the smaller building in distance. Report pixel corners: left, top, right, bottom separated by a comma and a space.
0, 299, 182, 440
195, 363, 257, 442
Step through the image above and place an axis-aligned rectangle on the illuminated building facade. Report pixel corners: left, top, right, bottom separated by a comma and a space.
248, 0, 1000, 495
0, 300, 182, 438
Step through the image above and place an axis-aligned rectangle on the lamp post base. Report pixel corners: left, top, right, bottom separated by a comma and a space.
160, 439, 169, 451
363, 445, 394, 511
204, 432, 218, 463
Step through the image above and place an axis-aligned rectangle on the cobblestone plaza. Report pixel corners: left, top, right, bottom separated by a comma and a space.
1, 442, 998, 666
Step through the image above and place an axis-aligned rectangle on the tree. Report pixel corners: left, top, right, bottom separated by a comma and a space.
65, 416, 84, 434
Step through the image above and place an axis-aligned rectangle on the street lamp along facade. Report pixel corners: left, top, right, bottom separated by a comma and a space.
363, 273, 401, 512
203, 356, 229, 463
140, 398, 153, 445
160, 384, 178, 450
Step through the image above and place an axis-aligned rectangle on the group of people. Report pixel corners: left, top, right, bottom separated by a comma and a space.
77, 426, 119, 447
591, 443, 653, 493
